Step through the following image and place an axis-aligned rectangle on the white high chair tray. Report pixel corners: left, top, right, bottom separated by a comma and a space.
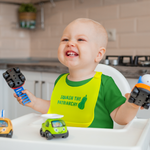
1, 113, 150, 150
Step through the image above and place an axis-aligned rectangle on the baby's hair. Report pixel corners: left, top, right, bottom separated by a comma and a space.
71, 18, 108, 48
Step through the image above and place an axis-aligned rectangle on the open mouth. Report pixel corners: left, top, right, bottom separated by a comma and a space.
66, 51, 78, 56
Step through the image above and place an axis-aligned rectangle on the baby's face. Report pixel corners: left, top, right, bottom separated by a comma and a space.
58, 21, 104, 70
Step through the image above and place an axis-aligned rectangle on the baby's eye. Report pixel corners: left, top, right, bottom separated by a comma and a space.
62, 38, 69, 41
78, 38, 86, 41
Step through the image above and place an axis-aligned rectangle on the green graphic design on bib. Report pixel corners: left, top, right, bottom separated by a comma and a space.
47, 72, 102, 127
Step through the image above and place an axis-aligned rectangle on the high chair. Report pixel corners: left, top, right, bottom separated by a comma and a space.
95, 64, 131, 95
95, 64, 132, 129
94, 64, 150, 149
1, 64, 150, 150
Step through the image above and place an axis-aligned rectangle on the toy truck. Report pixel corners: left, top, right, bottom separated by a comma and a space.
128, 74, 150, 109
0, 110, 13, 138
40, 116, 69, 140
3, 67, 31, 105
0, 118, 13, 138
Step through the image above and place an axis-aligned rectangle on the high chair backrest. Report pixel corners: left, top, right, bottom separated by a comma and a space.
95, 64, 131, 96
95, 64, 132, 129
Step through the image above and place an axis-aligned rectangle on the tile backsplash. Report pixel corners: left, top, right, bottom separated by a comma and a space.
1, 0, 150, 58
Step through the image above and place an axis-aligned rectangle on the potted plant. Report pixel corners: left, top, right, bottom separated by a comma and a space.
18, 3, 37, 29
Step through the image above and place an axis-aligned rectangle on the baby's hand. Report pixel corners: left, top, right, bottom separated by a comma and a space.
125, 93, 144, 110
13, 89, 37, 108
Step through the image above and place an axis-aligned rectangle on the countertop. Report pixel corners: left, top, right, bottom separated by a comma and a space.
0, 58, 150, 78
0, 58, 69, 74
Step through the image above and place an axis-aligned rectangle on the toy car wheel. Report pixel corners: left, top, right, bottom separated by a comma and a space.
128, 96, 135, 103
8, 80, 15, 88
146, 99, 150, 103
3, 72, 9, 79
45, 131, 53, 140
131, 87, 139, 98
14, 67, 20, 73
19, 74, 26, 82
7, 130, 13, 138
143, 104, 150, 109
40, 128, 45, 137
62, 131, 69, 138
146, 95, 150, 103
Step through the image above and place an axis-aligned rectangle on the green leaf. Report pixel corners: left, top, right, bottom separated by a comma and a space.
18, 3, 37, 13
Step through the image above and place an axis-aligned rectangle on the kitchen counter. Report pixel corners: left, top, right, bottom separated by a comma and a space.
0, 58, 150, 78
112, 65, 150, 78
0, 58, 69, 74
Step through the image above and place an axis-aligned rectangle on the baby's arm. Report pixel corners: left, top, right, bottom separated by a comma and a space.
14, 89, 50, 114
110, 93, 141, 125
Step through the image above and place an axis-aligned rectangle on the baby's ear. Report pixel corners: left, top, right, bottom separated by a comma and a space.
95, 47, 106, 63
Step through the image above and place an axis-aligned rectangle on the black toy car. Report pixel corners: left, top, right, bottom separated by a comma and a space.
128, 75, 150, 109
3, 67, 25, 88
3, 67, 31, 105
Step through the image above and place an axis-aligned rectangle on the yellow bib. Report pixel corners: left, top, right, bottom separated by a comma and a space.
47, 72, 102, 127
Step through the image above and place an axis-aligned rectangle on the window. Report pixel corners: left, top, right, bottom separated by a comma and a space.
0, 120, 8, 127
46, 121, 49, 127
51, 120, 66, 128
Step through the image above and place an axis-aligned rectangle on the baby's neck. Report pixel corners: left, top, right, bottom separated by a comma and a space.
67, 69, 96, 81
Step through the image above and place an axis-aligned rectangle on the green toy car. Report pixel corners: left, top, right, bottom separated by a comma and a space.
40, 118, 69, 140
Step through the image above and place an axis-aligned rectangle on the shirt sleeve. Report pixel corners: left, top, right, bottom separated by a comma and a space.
54, 73, 66, 86
102, 75, 126, 114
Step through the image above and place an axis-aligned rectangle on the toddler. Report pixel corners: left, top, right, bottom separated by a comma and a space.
14, 18, 140, 129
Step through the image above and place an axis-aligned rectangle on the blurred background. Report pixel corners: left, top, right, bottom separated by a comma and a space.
0, 0, 149, 58
0, 0, 150, 119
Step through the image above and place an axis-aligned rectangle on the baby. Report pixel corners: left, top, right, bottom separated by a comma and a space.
14, 18, 140, 128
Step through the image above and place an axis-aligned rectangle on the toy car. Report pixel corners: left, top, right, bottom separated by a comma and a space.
3, 67, 31, 105
0, 118, 13, 138
40, 118, 69, 140
128, 74, 150, 109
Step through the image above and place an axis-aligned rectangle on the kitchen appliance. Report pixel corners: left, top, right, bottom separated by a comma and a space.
105, 55, 133, 66
134, 56, 150, 67
105, 55, 150, 67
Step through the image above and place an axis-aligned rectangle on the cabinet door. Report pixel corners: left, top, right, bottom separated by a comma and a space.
16, 71, 42, 119
41, 72, 60, 100
0, 70, 6, 111
126, 78, 137, 89
2, 69, 16, 119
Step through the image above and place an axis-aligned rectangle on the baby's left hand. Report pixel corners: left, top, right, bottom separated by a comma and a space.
125, 93, 144, 110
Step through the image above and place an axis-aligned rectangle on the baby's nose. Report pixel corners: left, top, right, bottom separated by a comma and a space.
67, 41, 75, 47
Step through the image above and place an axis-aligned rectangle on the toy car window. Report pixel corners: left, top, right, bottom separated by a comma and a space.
61, 120, 66, 126
51, 120, 64, 128
0, 120, 8, 127
46, 121, 49, 127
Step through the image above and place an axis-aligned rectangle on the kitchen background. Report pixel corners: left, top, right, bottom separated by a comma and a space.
0, 0, 150, 120
0, 0, 150, 59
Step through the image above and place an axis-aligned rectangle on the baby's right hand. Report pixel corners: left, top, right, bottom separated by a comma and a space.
13, 89, 37, 108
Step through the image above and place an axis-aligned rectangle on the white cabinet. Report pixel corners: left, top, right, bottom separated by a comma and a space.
126, 78, 137, 90
41, 72, 60, 100
0, 69, 15, 119
15, 71, 42, 119
1, 69, 60, 120
0, 69, 5, 111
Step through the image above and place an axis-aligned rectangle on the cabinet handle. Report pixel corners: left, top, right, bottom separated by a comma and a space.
41, 81, 45, 99
34, 81, 39, 96
140, 69, 148, 74
143, 70, 148, 74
